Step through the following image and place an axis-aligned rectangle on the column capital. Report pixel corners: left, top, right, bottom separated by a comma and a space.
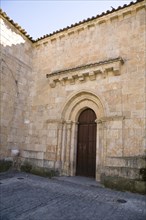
95, 119, 103, 124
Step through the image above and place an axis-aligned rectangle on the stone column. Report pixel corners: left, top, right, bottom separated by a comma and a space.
95, 119, 103, 181
55, 121, 63, 170
64, 120, 72, 175
61, 122, 67, 175
70, 121, 78, 176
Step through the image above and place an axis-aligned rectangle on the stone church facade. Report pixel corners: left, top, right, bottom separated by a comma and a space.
0, 0, 146, 193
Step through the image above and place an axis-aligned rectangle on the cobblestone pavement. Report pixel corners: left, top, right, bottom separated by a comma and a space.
0, 171, 146, 220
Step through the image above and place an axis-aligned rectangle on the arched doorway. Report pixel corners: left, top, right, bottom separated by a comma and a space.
76, 108, 96, 178
60, 90, 105, 180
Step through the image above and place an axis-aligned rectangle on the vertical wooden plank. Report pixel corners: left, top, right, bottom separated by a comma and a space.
76, 108, 96, 177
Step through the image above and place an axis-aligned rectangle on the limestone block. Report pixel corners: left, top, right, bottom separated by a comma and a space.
46, 145, 56, 153
55, 161, 61, 169
44, 152, 56, 161
22, 150, 44, 160
107, 121, 123, 129
27, 158, 44, 167
106, 157, 126, 167
43, 160, 55, 169
106, 127, 123, 157
0, 134, 7, 144
124, 119, 144, 129
123, 140, 141, 156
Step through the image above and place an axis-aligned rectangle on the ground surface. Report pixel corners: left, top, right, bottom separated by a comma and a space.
0, 171, 146, 220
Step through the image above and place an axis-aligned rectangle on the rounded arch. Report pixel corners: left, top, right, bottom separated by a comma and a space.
61, 90, 105, 122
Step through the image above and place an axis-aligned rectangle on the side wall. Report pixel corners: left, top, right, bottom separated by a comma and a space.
0, 17, 33, 160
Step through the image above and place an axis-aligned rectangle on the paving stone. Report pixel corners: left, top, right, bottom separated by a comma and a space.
0, 171, 146, 220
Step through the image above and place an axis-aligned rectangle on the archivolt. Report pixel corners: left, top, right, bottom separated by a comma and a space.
61, 90, 105, 122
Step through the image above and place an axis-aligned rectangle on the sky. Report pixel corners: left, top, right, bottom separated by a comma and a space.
1, 0, 135, 40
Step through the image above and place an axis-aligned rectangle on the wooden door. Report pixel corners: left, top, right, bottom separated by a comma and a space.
76, 108, 96, 178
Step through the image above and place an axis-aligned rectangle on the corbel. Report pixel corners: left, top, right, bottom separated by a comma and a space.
49, 79, 56, 88
89, 71, 96, 81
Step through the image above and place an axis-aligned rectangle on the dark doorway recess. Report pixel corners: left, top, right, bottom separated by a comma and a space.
76, 108, 96, 178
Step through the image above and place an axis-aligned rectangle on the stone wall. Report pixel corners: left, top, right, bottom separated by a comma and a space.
31, 0, 145, 167
0, 16, 33, 159
0, 1, 145, 193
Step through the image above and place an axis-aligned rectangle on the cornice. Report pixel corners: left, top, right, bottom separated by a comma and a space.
0, 0, 145, 43
35, 0, 145, 43
46, 57, 124, 88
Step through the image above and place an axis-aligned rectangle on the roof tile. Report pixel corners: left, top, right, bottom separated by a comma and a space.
0, 0, 144, 43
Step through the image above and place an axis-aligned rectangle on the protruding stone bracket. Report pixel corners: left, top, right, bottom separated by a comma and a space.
68, 76, 75, 84
89, 71, 96, 81
49, 79, 56, 88
46, 57, 124, 88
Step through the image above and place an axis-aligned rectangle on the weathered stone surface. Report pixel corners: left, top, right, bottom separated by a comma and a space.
0, 0, 146, 193
101, 174, 146, 194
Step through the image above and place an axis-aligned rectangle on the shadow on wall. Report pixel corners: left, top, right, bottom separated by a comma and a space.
0, 39, 33, 159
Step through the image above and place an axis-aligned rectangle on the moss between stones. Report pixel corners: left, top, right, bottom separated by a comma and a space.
135, 180, 146, 194
21, 163, 32, 173
31, 167, 59, 178
20, 162, 59, 179
0, 160, 12, 172
101, 174, 146, 195
140, 168, 146, 181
